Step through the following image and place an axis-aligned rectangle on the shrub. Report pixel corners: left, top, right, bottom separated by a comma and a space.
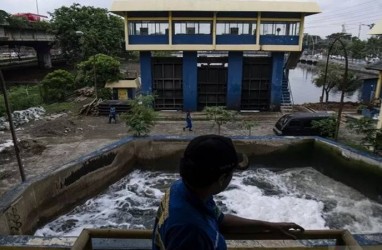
97, 88, 112, 100
40, 70, 75, 103
204, 106, 237, 135
347, 117, 382, 152
311, 117, 337, 138
121, 95, 157, 136
241, 120, 258, 136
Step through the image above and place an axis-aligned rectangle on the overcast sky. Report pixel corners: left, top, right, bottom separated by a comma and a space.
1, 0, 381, 40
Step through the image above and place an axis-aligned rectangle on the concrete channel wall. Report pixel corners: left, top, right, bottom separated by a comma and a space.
0, 136, 381, 236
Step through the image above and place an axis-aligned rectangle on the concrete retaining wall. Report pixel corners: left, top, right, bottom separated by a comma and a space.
0, 136, 381, 235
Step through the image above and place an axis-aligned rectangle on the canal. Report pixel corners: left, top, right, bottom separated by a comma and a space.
289, 64, 361, 104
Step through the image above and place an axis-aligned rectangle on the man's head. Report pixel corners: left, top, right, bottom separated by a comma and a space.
179, 134, 249, 189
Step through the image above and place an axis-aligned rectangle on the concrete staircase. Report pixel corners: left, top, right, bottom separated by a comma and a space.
280, 71, 294, 114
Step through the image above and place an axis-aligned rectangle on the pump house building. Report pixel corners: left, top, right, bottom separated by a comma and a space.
111, 0, 320, 111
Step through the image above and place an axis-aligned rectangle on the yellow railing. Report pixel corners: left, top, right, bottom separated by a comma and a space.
71, 229, 363, 250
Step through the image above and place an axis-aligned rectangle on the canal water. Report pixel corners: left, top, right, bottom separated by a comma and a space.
289, 64, 361, 104
35, 167, 382, 237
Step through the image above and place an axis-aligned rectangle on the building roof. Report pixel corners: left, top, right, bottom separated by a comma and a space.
369, 19, 382, 35
105, 79, 139, 89
111, 0, 320, 15
365, 60, 382, 71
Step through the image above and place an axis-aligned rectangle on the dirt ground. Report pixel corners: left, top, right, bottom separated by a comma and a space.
0, 101, 362, 197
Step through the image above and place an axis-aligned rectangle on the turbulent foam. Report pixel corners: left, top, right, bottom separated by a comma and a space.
0, 140, 13, 153
34, 168, 382, 236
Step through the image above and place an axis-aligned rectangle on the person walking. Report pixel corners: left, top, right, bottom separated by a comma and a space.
108, 105, 116, 124
183, 111, 192, 131
152, 134, 304, 250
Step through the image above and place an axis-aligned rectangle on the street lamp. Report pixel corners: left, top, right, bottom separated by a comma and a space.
75, 30, 98, 99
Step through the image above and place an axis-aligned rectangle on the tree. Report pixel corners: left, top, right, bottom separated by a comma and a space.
121, 95, 158, 136
334, 70, 362, 97
204, 106, 237, 135
0, 10, 9, 24
348, 38, 367, 61
314, 62, 342, 102
313, 62, 361, 102
76, 54, 122, 90
40, 70, 75, 103
49, 4, 124, 63
365, 37, 382, 59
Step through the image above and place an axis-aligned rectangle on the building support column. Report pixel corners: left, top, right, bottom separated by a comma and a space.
270, 52, 284, 111
140, 51, 152, 94
182, 51, 197, 111
227, 51, 243, 110
376, 72, 382, 129
34, 43, 52, 69
374, 71, 382, 100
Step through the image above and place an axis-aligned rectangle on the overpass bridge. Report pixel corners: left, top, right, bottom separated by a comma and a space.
0, 25, 55, 69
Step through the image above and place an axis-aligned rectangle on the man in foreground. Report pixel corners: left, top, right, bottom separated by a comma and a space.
152, 134, 304, 250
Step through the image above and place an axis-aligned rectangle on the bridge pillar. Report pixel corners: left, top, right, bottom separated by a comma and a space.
34, 44, 52, 69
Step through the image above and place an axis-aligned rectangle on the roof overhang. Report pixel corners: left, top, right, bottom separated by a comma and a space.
369, 19, 382, 35
105, 79, 138, 89
111, 0, 320, 16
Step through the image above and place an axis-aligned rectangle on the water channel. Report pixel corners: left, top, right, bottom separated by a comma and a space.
289, 64, 361, 104
35, 167, 382, 237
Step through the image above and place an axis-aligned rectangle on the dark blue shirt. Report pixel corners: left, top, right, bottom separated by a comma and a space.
110, 107, 116, 115
153, 180, 226, 250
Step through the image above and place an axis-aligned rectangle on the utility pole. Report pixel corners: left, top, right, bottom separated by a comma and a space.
35, 0, 39, 14
0, 70, 26, 182
359, 24, 374, 39
341, 24, 346, 34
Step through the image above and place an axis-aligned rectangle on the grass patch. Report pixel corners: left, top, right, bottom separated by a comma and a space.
42, 102, 78, 115
0, 85, 43, 116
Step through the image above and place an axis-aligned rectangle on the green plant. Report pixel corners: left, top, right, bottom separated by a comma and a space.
76, 54, 121, 90
203, 106, 237, 135
50, 4, 124, 63
97, 88, 112, 100
356, 104, 367, 114
311, 117, 337, 138
40, 69, 75, 103
0, 85, 43, 116
241, 120, 258, 136
121, 95, 157, 136
347, 117, 382, 152
42, 102, 77, 114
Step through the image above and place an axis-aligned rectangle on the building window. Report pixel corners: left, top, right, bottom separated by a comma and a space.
216, 22, 257, 35
261, 21, 300, 36
129, 21, 169, 35
174, 22, 211, 35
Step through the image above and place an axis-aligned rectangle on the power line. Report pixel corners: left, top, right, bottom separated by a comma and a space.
313, 0, 378, 15
306, 10, 381, 24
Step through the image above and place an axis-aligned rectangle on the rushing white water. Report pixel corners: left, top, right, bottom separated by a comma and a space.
34, 167, 382, 237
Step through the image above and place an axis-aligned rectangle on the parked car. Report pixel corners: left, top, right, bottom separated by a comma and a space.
273, 112, 333, 136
